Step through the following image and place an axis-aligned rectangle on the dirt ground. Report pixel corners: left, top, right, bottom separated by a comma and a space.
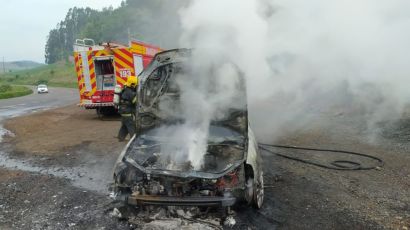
4, 105, 124, 157
0, 104, 409, 229
0, 105, 130, 229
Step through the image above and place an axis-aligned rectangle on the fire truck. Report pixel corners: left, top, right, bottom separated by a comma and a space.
73, 38, 161, 115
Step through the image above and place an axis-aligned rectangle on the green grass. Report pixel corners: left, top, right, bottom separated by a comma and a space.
0, 85, 33, 99
0, 61, 77, 88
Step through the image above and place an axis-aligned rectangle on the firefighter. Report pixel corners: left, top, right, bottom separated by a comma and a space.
117, 75, 138, 142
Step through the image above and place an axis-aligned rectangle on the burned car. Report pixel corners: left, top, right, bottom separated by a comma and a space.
112, 49, 264, 211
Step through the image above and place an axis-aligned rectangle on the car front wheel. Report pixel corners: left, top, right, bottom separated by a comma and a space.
253, 172, 264, 209
245, 177, 254, 205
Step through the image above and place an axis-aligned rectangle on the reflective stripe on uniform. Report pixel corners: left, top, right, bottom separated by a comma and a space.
132, 96, 137, 104
121, 114, 133, 116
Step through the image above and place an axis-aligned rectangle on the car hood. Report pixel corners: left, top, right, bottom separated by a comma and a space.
121, 124, 247, 178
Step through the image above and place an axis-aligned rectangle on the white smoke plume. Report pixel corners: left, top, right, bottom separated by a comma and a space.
153, 54, 244, 169
152, 0, 410, 168
174, 0, 410, 145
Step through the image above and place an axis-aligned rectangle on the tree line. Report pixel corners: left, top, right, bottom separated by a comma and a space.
45, 0, 188, 64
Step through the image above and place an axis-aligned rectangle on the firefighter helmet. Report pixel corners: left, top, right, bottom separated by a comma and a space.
126, 76, 138, 87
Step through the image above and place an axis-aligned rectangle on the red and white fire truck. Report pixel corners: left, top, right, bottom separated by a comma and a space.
73, 38, 161, 114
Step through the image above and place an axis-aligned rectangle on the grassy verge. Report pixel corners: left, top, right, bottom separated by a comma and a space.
0, 61, 77, 88
0, 85, 33, 99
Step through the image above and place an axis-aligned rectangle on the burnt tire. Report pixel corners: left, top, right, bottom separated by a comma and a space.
253, 172, 264, 209
244, 178, 254, 205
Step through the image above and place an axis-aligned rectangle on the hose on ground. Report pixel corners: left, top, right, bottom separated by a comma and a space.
258, 143, 384, 170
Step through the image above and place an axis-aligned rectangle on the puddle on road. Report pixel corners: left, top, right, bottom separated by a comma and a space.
0, 125, 15, 142
0, 150, 111, 193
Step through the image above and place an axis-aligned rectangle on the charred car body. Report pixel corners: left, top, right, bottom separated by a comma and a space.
112, 49, 264, 211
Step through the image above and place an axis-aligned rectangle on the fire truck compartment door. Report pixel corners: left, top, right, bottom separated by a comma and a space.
80, 51, 91, 91
133, 55, 144, 76
94, 57, 115, 90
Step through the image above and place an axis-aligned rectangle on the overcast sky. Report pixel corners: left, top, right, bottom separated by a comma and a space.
0, 0, 123, 63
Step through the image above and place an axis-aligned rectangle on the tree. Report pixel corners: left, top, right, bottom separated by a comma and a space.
45, 7, 98, 64
44, 0, 187, 64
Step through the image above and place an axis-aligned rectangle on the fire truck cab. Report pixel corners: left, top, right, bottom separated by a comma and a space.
73, 38, 161, 115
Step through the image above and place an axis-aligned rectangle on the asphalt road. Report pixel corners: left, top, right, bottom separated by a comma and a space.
0, 86, 78, 119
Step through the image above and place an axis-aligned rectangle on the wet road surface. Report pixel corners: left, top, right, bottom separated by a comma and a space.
0, 86, 78, 118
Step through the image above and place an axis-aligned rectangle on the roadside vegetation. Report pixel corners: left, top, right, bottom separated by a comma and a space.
0, 84, 33, 99
0, 61, 77, 88
44, 0, 186, 64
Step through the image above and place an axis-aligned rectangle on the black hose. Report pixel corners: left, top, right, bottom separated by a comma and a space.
258, 143, 384, 170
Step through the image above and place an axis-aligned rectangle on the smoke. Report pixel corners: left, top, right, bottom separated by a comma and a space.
173, 0, 410, 145
152, 56, 245, 170
150, 0, 410, 168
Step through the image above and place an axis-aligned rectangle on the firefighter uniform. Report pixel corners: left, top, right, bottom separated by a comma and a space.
117, 76, 138, 141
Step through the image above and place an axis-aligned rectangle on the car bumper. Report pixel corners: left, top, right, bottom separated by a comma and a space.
127, 194, 236, 207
